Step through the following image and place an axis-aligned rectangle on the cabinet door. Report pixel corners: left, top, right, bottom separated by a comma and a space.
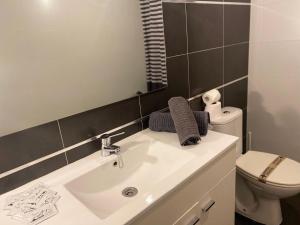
199, 169, 236, 225
173, 201, 201, 225
129, 148, 236, 225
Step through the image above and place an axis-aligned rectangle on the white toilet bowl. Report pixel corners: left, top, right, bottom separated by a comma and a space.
205, 105, 300, 225
236, 151, 300, 225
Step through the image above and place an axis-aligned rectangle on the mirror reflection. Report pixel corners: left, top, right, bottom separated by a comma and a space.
0, 0, 167, 136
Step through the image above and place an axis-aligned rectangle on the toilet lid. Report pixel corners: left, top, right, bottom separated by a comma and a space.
237, 151, 300, 187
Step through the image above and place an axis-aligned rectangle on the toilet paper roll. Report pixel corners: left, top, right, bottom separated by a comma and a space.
205, 101, 222, 120
202, 89, 221, 105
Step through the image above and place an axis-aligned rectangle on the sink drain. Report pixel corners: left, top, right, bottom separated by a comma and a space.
122, 187, 138, 197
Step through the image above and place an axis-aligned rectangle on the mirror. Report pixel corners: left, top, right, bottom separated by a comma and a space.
0, 0, 167, 137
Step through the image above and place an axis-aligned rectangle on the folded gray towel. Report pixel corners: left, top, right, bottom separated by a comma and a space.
149, 112, 176, 133
168, 97, 201, 146
149, 111, 210, 136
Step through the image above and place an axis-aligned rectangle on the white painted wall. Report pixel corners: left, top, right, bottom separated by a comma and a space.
0, 0, 147, 136
248, 0, 300, 162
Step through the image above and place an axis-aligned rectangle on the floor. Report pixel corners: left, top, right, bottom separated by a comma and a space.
235, 213, 262, 225
235, 195, 300, 225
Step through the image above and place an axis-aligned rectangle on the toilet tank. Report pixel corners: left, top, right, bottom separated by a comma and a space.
210, 107, 243, 157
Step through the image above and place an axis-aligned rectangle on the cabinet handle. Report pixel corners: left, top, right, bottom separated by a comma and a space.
186, 216, 200, 225
202, 199, 216, 213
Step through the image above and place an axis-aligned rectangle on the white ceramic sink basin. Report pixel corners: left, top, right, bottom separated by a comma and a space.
65, 140, 194, 219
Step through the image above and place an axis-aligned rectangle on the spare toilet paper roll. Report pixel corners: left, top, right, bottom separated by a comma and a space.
205, 101, 222, 120
202, 89, 221, 105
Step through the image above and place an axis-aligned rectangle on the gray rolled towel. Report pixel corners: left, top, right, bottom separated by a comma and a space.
193, 111, 210, 136
168, 97, 201, 146
149, 111, 210, 136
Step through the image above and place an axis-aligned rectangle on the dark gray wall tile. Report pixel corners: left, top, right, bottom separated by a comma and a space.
187, 3, 223, 52
66, 140, 99, 164
110, 122, 142, 144
224, 78, 248, 109
243, 136, 247, 154
224, 43, 249, 83
140, 89, 169, 117
0, 122, 63, 173
224, 5, 250, 45
189, 97, 206, 112
163, 3, 187, 57
189, 48, 223, 96
165, 55, 189, 98
141, 55, 189, 116
0, 154, 67, 194
243, 108, 247, 138
59, 97, 140, 147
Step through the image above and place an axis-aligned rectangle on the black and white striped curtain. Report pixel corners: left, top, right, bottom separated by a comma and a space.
139, 0, 167, 92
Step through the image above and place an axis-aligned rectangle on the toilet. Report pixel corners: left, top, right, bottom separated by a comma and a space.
210, 107, 300, 225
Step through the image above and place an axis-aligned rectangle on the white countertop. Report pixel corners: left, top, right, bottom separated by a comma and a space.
0, 129, 238, 225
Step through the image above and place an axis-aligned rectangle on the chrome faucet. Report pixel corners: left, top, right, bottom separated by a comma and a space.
100, 132, 125, 157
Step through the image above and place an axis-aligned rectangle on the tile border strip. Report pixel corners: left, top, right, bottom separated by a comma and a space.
163, 0, 251, 6
184, 3, 191, 98
188, 75, 248, 101
57, 120, 69, 164
166, 42, 249, 59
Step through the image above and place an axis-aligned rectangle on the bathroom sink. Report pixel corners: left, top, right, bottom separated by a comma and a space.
65, 140, 194, 219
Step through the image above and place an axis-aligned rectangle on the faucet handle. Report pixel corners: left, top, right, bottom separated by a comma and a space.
100, 132, 125, 140
107, 132, 125, 138
100, 132, 125, 157
100, 132, 125, 149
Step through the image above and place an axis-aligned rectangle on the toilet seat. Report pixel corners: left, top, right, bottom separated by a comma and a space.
237, 151, 300, 188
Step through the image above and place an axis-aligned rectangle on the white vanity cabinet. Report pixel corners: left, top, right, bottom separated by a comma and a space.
130, 146, 236, 225
0, 130, 238, 225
